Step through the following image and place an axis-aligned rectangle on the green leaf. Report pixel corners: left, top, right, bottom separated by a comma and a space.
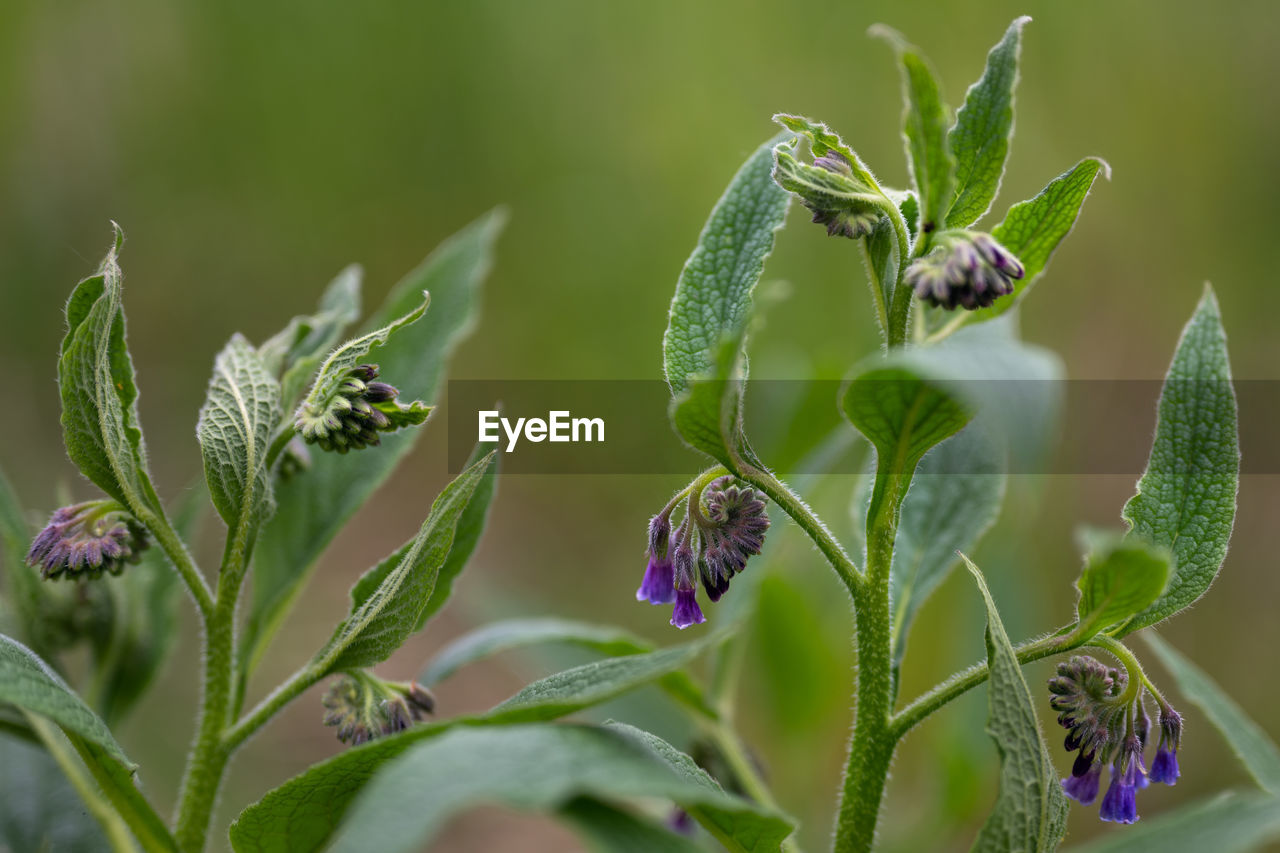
1065, 791, 1280, 853
0, 467, 51, 660
977, 157, 1108, 320
669, 322, 759, 472
484, 637, 717, 722
323, 725, 791, 853
559, 797, 705, 853
349, 441, 500, 634
57, 226, 156, 514
0, 634, 130, 769
871, 25, 955, 235
242, 211, 503, 694
0, 634, 176, 851
1073, 530, 1171, 637
1119, 288, 1238, 633
421, 617, 653, 686
772, 115, 883, 192
841, 365, 971, 476
262, 265, 363, 406
945, 17, 1030, 228
964, 556, 1069, 853
197, 334, 282, 530
316, 453, 494, 673
663, 132, 790, 398
1144, 633, 1280, 794
888, 426, 1005, 669
0, 735, 108, 853
231, 643, 724, 853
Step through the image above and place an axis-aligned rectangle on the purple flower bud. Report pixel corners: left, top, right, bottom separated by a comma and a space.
1062, 761, 1103, 806
321, 674, 433, 746
296, 363, 415, 453
1149, 706, 1182, 785
26, 502, 148, 581
906, 231, 1023, 311
364, 382, 398, 403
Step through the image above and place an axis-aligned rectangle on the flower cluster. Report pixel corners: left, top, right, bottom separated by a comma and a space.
905, 231, 1024, 310
636, 476, 769, 629
295, 364, 404, 453
1049, 655, 1182, 823
321, 673, 436, 746
26, 501, 148, 581
804, 152, 883, 239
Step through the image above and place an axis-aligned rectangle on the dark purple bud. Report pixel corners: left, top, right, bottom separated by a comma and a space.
1072, 749, 1095, 778
364, 381, 398, 403
648, 514, 672, 559
349, 364, 379, 382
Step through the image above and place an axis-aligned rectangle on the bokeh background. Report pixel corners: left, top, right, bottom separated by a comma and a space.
2, 1, 1278, 850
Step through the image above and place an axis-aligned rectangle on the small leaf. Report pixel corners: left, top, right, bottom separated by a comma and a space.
483, 637, 718, 723
57, 227, 156, 514
964, 556, 1069, 853
1119, 288, 1238, 633
841, 364, 972, 477
871, 25, 955, 235
663, 133, 790, 398
1144, 633, 1280, 794
669, 323, 759, 472
323, 725, 792, 853
559, 797, 705, 853
1065, 791, 1280, 853
197, 334, 282, 530
1073, 530, 1171, 637
316, 453, 494, 674
977, 157, 1108, 320
243, 211, 503, 694
772, 115, 883, 192
945, 17, 1030, 228
421, 617, 653, 686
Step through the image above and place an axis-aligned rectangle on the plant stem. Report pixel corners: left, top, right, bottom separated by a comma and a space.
139, 506, 213, 621
222, 662, 323, 753
890, 632, 1074, 740
738, 465, 863, 599
704, 721, 803, 853
832, 458, 907, 853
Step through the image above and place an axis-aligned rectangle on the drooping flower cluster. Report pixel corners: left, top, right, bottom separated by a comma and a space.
905, 231, 1024, 310
26, 501, 148, 581
321, 673, 435, 746
295, 364, 405, 453
1049, 655, 1183, 824
636, 476, 770, 629
772, 142, 885, 241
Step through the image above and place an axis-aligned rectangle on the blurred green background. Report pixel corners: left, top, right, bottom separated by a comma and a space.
2, 1, 1278, 850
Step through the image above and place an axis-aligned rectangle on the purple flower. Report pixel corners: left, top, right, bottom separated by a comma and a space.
636, 552, 675, 605
905, 230, 1024, 311
1099, 765, 1139, 824
671, 587, 705, 629
1149, 706, 1183, 785
1062, 762, 1103, 806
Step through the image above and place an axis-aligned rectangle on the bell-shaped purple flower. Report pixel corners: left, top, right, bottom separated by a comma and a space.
636, 552, 675, 605
671, 587, 705, 629
1062, 761, 1103, 806
1149, 706, 1183, 785
1099, 765, 1139, 824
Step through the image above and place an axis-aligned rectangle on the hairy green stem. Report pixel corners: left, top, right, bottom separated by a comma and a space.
738, 465, 863, 599
882, 200, 914, 349
833, 458, 909, 853
223, 662, 323, 754
138, 506, 213, 621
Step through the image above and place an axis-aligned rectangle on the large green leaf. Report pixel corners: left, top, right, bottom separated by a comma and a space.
1144, 633, 1280, 794
559, 796, 705, 853
242, 211, 503, 694
945, 17, 1029, 228
663, 133, 790, 397
316, 453, 494, 673
0, 735, 107, 853
669, 321, 759, 472
887, 426, 1005, 669
976, 157, 1107, 320
1073, 531, 1171, 637
231, 640, 721, 852
871, 25, 954, 235
964, 557, 1069, 853
348, 441, 499, 634
1066, 792, 1280, 853
323, 724, 792, 853
57, 226, 156, 515
1119, 288, 1238, 633
421, 617, 653, 686
197, 334, 281, 531
0, 634, 176, 851
0, 466, 51, 660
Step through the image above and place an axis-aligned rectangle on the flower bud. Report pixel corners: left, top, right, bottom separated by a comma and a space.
905, 231, 1024, 310
321, 674, 435, 746
26, 502, 148, 581
296, 364, 415, 454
